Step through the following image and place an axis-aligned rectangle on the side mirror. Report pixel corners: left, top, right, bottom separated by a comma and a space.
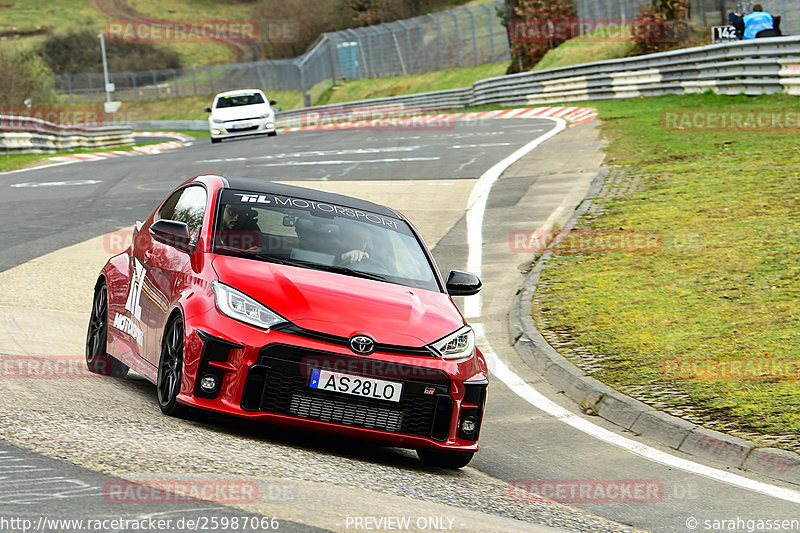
204, 107, 212, 112
445, 270, 482, 296
150, 220, 194, 253
269, 100, 278, 106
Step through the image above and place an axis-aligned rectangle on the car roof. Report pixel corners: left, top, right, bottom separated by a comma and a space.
214, 89, 265, 98
221, 177, 401, 219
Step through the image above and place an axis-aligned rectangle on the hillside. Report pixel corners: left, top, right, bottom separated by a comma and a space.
0, 0, 491, 68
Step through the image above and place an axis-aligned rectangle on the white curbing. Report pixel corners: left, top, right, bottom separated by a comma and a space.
280, 107, 597, 134
47, 133, 192, 164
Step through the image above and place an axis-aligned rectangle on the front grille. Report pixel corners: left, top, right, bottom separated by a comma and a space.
289, 392, 403, 432
224, 116, 263, 122
226, 125, 258, 132
242, 344, 453, 440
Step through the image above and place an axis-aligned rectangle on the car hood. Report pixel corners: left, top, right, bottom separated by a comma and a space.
211, 104, 272, 122
212, 255, 463, 346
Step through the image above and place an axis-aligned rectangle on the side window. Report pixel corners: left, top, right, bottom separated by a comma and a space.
158, 186, 207, 244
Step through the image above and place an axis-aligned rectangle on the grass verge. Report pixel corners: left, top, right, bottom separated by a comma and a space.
532, 26, 638, 71
533, 93, 800, 449
318, 62, 509, 106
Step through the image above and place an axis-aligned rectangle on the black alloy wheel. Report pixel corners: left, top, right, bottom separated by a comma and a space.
86, 281, 129, 378
156, 316, 190, 417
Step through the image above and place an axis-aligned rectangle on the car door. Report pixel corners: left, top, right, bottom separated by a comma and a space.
138, 185, 208, 367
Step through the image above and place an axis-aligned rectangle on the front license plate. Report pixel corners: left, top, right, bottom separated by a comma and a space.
230, 122, 251, 130
309, 369, 402, 402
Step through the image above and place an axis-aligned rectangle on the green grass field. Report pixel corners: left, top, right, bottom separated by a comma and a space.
0, 0, 234, 65
534, 93, 800, 450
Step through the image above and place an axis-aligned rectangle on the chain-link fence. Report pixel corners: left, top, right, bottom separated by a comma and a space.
55, 0, 796, 104
55, 59, 299, 101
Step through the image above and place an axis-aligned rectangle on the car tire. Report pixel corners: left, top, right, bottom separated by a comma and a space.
156, 315, 190, 418
211, 137, 221, 144
416, 448, 475, 469
85, 281, 129, 378
267, 131, 277, 137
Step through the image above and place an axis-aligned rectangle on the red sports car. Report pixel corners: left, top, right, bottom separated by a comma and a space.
87, 175, 488, 468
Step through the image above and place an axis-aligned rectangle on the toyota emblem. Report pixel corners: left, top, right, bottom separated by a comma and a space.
349, 335, 375, 355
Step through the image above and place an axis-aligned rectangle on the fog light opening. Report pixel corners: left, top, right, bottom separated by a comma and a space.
200, 374, 218, 392
461, 416, 476, 434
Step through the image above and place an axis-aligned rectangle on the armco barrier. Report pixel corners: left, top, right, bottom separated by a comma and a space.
117, 120, 207, 131
0, 115, 134, 154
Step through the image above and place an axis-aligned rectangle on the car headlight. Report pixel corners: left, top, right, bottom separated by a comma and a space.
428, 325, 475, 360
211, 118, 225, 124
258, 113, 272, 119
212, 281, 287, 330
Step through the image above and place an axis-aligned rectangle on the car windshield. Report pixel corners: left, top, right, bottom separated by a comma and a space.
211, 189, 441, 292
215, 93, 265, 108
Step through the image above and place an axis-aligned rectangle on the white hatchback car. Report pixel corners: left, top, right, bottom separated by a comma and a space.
205, 89, 277, 143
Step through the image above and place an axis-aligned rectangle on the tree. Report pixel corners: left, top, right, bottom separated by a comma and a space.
634, 0, 690, 54
255, 0, 351, 58
254, 0, 448, 59
0, 44, 57, 109
504, 0, 578, 74
37, 30, 182, 75
342, 0, 435, 26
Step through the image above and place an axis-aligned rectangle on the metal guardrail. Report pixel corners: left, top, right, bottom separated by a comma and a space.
120, 120, 207, 131
472, 35, 800, 105
0, 115, 134, 154
273, 88, 473, 128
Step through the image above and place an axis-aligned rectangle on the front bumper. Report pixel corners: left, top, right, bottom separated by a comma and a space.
178, 313, 487, 451
209, 119, 276, 139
